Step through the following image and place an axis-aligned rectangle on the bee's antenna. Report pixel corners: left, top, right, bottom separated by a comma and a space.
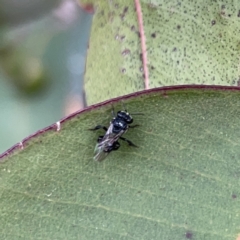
131, 112, 144, 115
111, 103, 116, 117
121, 100, 127, 112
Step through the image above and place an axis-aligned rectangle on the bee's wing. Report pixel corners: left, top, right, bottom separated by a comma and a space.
93, 124, 125, 162
93, 144, 109, 161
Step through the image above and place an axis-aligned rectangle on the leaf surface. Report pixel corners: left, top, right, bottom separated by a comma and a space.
1, 86, 240, 239
82, 0, 240, 104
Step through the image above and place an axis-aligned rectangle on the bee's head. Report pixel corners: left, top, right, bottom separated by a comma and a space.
117, 111, 133, 124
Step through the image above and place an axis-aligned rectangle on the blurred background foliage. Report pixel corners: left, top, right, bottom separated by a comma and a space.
0, 0, 92, 153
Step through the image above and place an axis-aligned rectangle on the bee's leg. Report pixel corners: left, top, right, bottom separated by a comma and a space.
107, 141, 120, 152
112, 141, 120, 151
111, 103, 116, 117
129, 124, 140, 128
89, 125, 107, 131
97, 136, 104, 143
120, 137, 138, 147
121, 100, 127, 112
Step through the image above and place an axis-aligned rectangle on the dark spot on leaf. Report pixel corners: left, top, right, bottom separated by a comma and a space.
151, 33, 156, 38
138, 31, 141, 38
120, 14, 124, 21
151, 66, 155, 70
123, 7, 128, 13
173, 47, 177, 51
228, 14, 231, 17
184, 10, 187, 14
108, 12, 114, 22
211, 20, 216, 25
162, 91, 168, 98
120, 35, 125, 41
238, 10, 240, 17
122, 49, 130, 56
148, 2, 158, 8
221, 5, 225, 9
185, 231, 193, 239
177, 25, 181, 29
177, 60, 179, 64
220, 10, 225, 16
232, 194, 237, 199
139, 53, 142, 61
131, 25, 135, 31
115, 3, 119, 8
139, 67, 143, 72
121, 68, 126, 73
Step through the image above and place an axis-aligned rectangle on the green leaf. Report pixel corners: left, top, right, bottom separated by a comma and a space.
1, 87, 240, 239
82, 0, 240, 104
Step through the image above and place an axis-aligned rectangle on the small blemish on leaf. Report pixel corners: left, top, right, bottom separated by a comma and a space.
114, 3, 119, 8
162, 91, 168, 98
173, 47, 177, 51
151, 66, 155, 70
232, 194, 237, 199
148, 3, 157, 8
139, 53, 142, 61
123, 6, 128, 13
185, 231, 193, 239
151, 33, 156, 38
131, 25, 136, 31
137, 31, 141, 38
120, 35, 125, 41
121, 68, 126, 73
120, 14, 124, 21
238, 10, 240, 17
177, 25, 181, 29
220, 10, 225, 16
139, 67, 143, 72
211, 20, 216, 26
122, 49, 130, 56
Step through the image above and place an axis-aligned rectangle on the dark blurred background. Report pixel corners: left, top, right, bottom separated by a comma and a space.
0, 0, 92, 153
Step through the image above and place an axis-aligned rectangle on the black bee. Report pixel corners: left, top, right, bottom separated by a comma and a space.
89, 106, 140, 161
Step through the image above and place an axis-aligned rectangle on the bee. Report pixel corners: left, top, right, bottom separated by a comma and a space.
89, 106, 141, 161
